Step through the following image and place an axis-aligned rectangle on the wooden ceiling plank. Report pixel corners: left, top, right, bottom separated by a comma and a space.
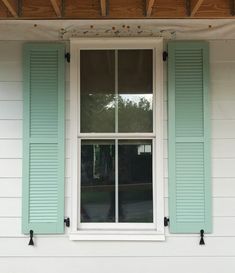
1, 0, 18, 17
146, 0, 155, 17
0, 0, 232, 19
191, 0, 204, 17
50, 0, 61, 17
100, 0, 107, 16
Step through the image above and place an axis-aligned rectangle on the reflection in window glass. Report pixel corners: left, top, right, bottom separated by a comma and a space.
118, 50, 153, 132
79, 48, 155, 226
118, 140, 153, 222
80, 50, 115, 133
118, 94, 153, 132
81, 140, 115, 222
118, 50, 153, 94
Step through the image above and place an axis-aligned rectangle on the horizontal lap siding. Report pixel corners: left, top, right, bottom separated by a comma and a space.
1, 257, 235, 273
0, 40, 235, 272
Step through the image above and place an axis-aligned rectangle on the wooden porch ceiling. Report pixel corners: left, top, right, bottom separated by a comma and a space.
0, 0, 235, 19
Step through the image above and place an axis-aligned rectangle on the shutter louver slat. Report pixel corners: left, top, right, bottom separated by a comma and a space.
176, 143, 205, 223
30, 52, 58, 138
175, 49, 204, 138
22, 44, 65, 234
29, 144, 58, 223
168, 42, 212, 233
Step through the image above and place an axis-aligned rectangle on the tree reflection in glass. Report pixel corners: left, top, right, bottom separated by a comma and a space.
118, 94, 152, 132
118, 49, 153, 132
80, 50, 115, 133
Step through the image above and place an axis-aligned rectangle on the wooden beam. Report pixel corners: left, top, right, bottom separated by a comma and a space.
191, 0, 204, 17
50, 0, 61, 17
1, 0, 18, 17
18, 0, 22, 17
186, 0, 191, 16
146, 0, 155, 17
100, 0, 107, 16
230, 0, 235, 16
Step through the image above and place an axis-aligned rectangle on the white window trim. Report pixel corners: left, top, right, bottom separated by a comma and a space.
70, 37, 165, 241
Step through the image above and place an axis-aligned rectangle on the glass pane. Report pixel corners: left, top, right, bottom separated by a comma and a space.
118, 50, 153, 132
118, 140, 153, 222
81, 140, 115, 222
80, 50, 115, 133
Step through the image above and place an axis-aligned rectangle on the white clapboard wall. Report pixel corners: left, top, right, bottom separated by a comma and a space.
0, 39, 235, 272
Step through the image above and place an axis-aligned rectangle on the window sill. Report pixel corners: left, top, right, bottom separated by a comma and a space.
69, 231, 165, 241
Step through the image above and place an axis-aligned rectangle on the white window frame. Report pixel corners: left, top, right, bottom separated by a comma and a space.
70, 37, 164, 241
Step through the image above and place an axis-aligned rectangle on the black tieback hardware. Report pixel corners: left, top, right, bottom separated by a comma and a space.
164, 217, 170, 227
199, 229, 205, 245
163, 51, 168, 62
28, 230, 34, 246
64, 217, 70, 227
65, 53, 70, 63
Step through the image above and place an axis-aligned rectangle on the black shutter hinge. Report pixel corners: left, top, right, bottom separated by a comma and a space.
199, 229, 205, 245
28, 230, 34, 246
163, 51, 168, 62
64, 217, 70, 227
65, 53, 70, 63
164, 217, 170, 227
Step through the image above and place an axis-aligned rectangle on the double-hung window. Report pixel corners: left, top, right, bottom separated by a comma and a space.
70, 38, 164, 240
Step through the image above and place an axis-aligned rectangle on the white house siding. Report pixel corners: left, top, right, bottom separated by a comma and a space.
0, 38, 235, 273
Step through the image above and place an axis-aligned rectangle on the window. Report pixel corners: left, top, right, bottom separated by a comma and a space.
70, 38, 164, 240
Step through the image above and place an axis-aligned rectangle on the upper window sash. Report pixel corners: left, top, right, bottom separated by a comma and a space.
80, 49, 154, 134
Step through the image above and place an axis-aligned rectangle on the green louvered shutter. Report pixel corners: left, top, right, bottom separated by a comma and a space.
22, 43, 65, 234
168, 41, 211, 233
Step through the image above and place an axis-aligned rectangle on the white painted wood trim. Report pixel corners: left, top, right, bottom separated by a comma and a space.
70, 41, 79, 233
69, 233, 165, 241
154, 41, 164, 234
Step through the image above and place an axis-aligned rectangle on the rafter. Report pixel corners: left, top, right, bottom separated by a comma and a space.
146, 0, 155, 17
185, 0, 191, 16
100, 0, 107, 16
191, 0, 204, 17
230, 0, 235, 16
1, 0, 18, 17
50, 0, 61, 17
